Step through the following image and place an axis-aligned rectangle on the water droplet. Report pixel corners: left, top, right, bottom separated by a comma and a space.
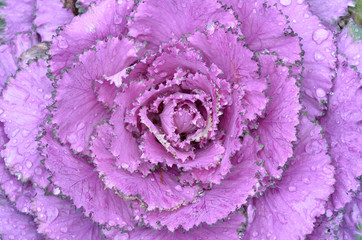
305, 140, 322, 154
316, 88, 326, 98
198, 190, 205, 197
26, 161, 32, 169
47, 206, 59, 223
323, 165, 333, 175
174, 185, 182, 191
12, 128, 19, 137
309, 127, 320, 137
314, 52, 325, 61
58, 37, 69, 49
279, 0, 291, 6
35, 167, 42, 175
341, 110, 352, 121
21, 130, 30, 137
19, 224, 26, 230
60, 226, 68, 233
288, 186, 297, 192
326, 209, 332, 217
76, 122, 85, 131
277, 213, 287, 224
43, 94, 52, 100
53, 187, 61, 195
247, 204, 256, 224
66, 133, 77, 144
39, 213, 47, 222
159, 72, 167, 78
113, 14, 123, 24
252, 231, 259, 237
121, 163, 129, 169
303, 177, 311, 184
15, 172, 22, 180
87, 24, 96, 33
312, 29, 329, 45
165, 189, 174, 197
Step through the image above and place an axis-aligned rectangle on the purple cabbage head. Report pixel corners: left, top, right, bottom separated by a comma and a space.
0, 0, 361, 239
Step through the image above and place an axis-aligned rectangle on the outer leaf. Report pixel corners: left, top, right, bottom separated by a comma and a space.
31, 188, 102, 240
0, 190, 43, 240
337, 189, 362, 239
128, 0, 237, 49
254, 55, 301, 178
270, 0, 336, 119
306, 0, 353, 26
307, 212, 344, 240
0, 44, 17, 89
338, 23, 362, 74
308, 189, 362, 240
243, 116, 335, 239
93, 79, 119, 108
0, 0, 35, 42
42, 131, 136, 229
0, 60, 51, 187
53, 37, 142, 153
109, 80, 150, 173
223, 0, 301, 63
34, 0, 74, 41
0, 33, 38, 89
0, 111, 35, 216
0, 157, 35, 214
49, 0, 135, 75
320, 56, 362, 209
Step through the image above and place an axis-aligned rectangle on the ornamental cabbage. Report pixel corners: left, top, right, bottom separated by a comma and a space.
0, 0, 361, 239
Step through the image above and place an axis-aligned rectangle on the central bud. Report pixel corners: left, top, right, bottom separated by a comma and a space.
160, 96, 207, 143
125, 67, 231, 164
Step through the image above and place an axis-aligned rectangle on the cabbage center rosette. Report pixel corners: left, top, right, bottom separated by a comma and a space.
90, 33, 267, 214
45, 22, 302, 235
124, 70, 228, 171
40, 0, 305, 236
